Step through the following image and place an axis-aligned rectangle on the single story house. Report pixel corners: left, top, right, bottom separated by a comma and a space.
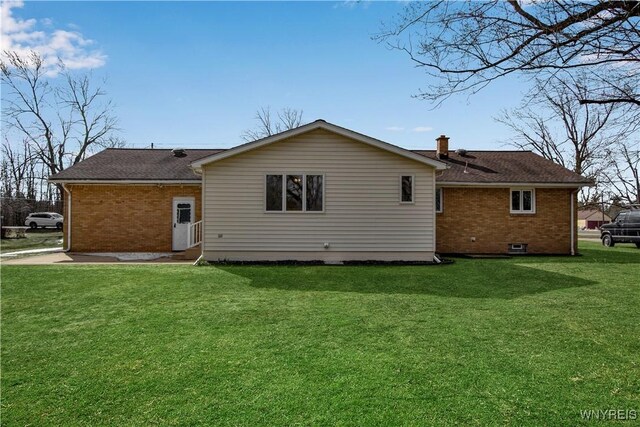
49, 120, 592, 262
578, 209, 611, 230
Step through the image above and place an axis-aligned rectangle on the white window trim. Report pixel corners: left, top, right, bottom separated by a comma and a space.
435, 187, 443, 213
264, 173, 325, 214
510, 188, 536, 214
173, 196, 195, 224
399, 175, 415, 204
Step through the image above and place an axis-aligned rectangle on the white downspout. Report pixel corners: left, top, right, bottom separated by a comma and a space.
62, 184, 72, 252
570, 188, 578, 256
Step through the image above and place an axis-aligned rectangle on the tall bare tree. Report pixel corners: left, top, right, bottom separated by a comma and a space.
497, 78, 629, 175
241, 107, 304, 142
1, 137, 34, 198
1, 50, 121, 183
376, 1, 640, 107
603, 141, 640, 205
497, 77, 634, 202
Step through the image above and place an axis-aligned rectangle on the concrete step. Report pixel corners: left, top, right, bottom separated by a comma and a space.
172, 244, 201, 261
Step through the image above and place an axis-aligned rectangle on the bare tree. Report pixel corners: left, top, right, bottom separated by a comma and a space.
0, 136, 56, 226
497, 78, 629, 175
1, 137, 34, 198
1, 51, 121, 183
603, 141, 640, 204
241, 107, 304, 142
376, 1, 640, 107
1, 154, 13, 201
496, 77, 635, 203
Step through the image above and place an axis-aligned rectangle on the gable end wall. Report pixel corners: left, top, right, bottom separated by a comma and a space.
202, 129, 436, 262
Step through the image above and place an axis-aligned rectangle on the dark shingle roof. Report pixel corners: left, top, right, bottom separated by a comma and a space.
49, 149, 224, 181
50, 147, 592, 185
414, 150, 592, 184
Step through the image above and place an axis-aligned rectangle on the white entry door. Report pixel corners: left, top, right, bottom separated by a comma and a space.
172, 197, 194, 251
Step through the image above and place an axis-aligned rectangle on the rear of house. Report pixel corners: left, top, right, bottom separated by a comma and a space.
191, 124, 445, 262
50, 120, 592, 260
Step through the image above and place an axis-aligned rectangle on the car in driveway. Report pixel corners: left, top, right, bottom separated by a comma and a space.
600, 207, 640, 248
24, 212, 64, 230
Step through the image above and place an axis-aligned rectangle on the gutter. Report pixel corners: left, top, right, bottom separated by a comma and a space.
570, 188, 579, 256
61, 184, 72, 252
436, 181, 594, 188
48, 179, 201, 185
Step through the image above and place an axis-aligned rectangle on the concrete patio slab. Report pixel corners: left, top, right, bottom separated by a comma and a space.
1, 247, 63, 258
2, 252, 193, 265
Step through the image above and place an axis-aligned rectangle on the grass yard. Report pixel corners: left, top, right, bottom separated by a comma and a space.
1, 241, 639, 426
0, 230, 63, 254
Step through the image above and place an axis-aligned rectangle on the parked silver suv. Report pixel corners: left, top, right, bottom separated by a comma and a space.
25, 212, 64, 230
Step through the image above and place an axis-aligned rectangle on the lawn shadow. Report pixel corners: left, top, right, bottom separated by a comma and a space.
515, 246, 640, 265
216, 261, 597, 299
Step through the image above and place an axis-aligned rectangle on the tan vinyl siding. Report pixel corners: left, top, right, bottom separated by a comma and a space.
202, 129, 435, 261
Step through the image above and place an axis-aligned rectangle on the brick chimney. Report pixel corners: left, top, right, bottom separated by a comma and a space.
436, 135, 449, 159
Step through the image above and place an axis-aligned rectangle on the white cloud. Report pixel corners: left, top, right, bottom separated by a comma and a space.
385, 126, 404, 131
0, 0, 106, 76
0, 0, 35, 33
412, 126, 433, 133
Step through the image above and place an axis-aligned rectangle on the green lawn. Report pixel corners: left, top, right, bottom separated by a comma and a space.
2, 242, 639, 426
0, 230, 63, 254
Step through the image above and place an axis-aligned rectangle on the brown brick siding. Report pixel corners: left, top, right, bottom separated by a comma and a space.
66, 184, 201, 252
63, 184, 578, 255
436, 187, 578, 255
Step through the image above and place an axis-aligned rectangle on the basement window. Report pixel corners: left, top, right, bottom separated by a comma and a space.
508, 243, 528, 254
510, 189, 535, 214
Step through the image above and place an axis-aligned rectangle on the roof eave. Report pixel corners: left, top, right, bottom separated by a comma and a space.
48, 179, 202, 184
436, 181, 594, 188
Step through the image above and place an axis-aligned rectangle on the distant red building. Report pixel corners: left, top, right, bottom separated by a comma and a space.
578, 209, 611, 229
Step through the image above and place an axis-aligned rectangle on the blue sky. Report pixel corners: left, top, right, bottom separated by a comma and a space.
3, 1, 529, 151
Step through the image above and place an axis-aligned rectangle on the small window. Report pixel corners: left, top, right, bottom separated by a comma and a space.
176, 203, 191, 223
400, 175, 414, 203
266, 175, 283, 211
435, 188, 443, 213
616, 212, 628, 223
511, 189, 535, 214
